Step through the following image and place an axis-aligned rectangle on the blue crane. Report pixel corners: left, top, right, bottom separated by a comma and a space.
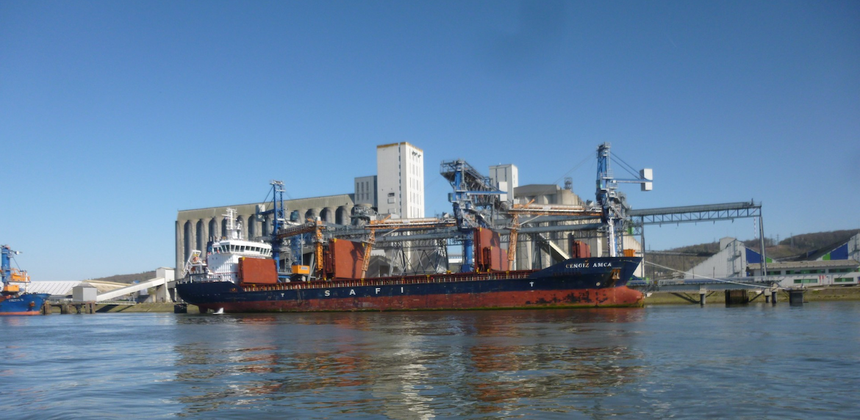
596, 143, 652, 257
256, 180, 288, 271
440, 159, 504, 272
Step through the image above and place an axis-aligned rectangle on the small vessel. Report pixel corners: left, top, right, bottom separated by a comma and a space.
1, 245, 49, 316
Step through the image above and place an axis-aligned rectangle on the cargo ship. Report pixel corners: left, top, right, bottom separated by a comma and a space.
178, 145, 651, 315
1, 245, 49, 316
176, 210, 644, 313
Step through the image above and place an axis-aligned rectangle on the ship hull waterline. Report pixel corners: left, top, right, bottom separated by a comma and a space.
177, 257, 645, 313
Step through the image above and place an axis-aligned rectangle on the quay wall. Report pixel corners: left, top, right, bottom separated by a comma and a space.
644, 286, 860, 305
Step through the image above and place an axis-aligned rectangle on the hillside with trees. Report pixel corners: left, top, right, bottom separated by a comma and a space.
88, 230, 858, 282
645, 229, 859, 280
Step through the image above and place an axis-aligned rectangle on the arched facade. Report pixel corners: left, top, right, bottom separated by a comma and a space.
176, 194, 355, 274
336, 205, 352, 225
304, 209, 316, 221
320, 207, 332, 223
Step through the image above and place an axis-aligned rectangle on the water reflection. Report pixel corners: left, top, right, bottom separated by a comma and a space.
170, 309, 646, 417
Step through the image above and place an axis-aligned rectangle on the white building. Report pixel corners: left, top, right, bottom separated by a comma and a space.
687, 234, 860, 287
376, 142, 424, 218
684, 237, 753, 280
754, 232, 860, 287
749, 260, 859, 287
489, 164, 518, 202
354, 175, 377, 207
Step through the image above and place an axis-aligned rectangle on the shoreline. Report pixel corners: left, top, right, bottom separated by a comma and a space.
66, 286, 860, 313
644, 285, 860, 305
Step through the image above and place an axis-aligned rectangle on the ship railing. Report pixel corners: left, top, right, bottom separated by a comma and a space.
243, 270, 533, 292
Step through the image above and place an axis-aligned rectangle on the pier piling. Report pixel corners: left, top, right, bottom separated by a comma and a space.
725, 290, 749, 306
788, 289, 805, 305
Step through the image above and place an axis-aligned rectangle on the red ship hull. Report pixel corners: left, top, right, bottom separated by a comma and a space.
196, 286, 644, 313
178, 257, 645, 313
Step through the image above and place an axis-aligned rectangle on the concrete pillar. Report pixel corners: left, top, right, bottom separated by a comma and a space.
789, 289, 805, 305
175, 220, 184, 275
155, 268, 174, 302
262, 214, 270, 237
189, 221, 197, 254
208, 218, 218, 240
725, 289, 749, 306
182, 220, 193, 271
198, 218, 207, 246
195, 220, 204, 251
247, 213, 258, 239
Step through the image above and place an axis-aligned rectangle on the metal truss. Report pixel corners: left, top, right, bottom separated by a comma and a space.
628, 201, 761, 233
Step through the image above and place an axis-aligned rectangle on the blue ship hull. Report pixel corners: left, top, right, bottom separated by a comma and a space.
177, 257, 644, 313
0, 293, 49, 315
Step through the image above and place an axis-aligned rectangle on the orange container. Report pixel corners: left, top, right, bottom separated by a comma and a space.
324, 239, 365, 279
570, 241, 591, 259
239, 257, 278, 285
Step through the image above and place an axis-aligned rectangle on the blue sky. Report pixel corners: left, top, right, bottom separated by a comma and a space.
2, 1, 858, 280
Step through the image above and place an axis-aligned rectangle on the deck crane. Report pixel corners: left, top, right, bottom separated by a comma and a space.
359, 214, 390, 280
440, 159, 504, 272
505, 202, 603, 269
357, 216, 458, 279
596, 143, 652, 257
2, 245, 30, 294
274, 218, 324, 278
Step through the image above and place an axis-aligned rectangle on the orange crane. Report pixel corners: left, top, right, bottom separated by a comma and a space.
505, 203, 602, 269
359, 217, 457, 280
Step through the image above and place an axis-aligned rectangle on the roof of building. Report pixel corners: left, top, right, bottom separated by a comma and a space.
749, 259, 859, 270
28, 281, 83, 296
28, 280, 130, 297
377, 141, 422, 151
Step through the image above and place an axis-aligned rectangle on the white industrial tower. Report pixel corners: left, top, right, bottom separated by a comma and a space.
376, 142, 424, 218
489, 164, 518, 202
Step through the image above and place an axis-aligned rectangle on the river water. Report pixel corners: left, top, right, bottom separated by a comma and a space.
1, 302, 858, 419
